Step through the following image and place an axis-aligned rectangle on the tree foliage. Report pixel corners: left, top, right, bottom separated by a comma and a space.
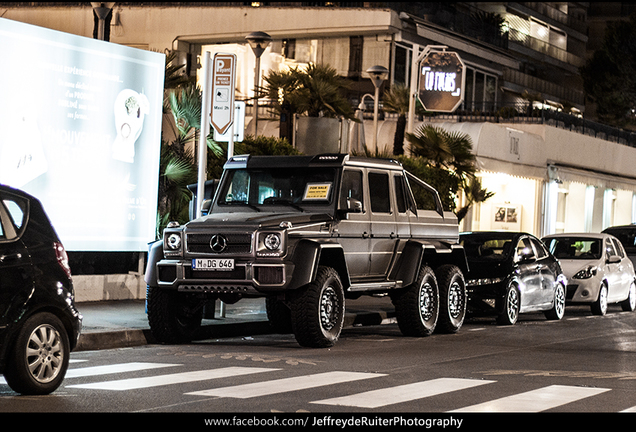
580, 14, 636, 127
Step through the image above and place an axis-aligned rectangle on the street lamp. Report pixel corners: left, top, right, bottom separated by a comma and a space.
366, 65, 389, 153
91, 2, 116, 41
245, 31, 272, 137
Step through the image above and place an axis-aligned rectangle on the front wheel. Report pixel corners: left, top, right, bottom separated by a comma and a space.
545, 283, 566, 320
4, 312, 70, 395
435, 265, 466, 333
393, 265, 439, 336
621, 281, 636, 312
147, 285, 203, 343
591, 284, 608, 316
497, 283, 520, 325
290, 266, 345, 348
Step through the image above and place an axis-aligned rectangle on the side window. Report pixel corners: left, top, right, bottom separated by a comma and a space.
613, 238, 626, 258
4, 199, 26, 229
407, 176, 439, 211
514, 237, 534, 262
530, 237, 548, 259
394, 175, 408, 213
368, 172, 391, 213
605, 238, 617, 257
339, 169, 364, 210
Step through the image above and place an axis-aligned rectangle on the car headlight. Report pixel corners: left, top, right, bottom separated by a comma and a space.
264, 233, 281, 251
573, 266, 597, 279
164, 232, 182, 254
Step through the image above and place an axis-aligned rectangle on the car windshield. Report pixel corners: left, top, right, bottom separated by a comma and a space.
217, 167, 337, 211
544, 237, 602, 260
460, 235, 516, 262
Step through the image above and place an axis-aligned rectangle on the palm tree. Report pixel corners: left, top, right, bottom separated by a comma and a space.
406, 124, 493, 221
157, 83, 224, 235
382, 83, 410, 155
260, 63, 355, 140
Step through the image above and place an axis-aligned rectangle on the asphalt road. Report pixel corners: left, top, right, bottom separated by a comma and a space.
1, 302, 635, 427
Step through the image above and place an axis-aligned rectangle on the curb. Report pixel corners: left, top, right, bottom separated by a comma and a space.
75, 310, 396, 351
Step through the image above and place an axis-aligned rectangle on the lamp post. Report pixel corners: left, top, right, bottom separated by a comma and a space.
245, 31, 272, 137
366, 65, 389, 153
91, 2, 115, 41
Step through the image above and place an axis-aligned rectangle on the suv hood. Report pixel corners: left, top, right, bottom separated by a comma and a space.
186, 212, 333, 230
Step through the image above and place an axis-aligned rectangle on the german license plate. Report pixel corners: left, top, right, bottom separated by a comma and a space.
192, 258, 234, 271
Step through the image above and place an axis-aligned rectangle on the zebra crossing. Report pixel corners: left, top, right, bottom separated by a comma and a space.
2, 361, 634, 412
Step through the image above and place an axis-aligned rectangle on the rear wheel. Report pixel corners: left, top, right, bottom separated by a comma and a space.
393, 265, 439, 336
4, 312, 70, 395
545, 283, 566, 320
147, 285, 203, 343
290, 266, 345, 348
435, 265, 466, 333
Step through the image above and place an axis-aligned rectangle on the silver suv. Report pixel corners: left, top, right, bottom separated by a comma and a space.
146, 154, 468, 347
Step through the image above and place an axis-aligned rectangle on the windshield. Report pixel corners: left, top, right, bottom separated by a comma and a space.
460, 235, 516, 262
217, 167, 337, 211
544, 237, 602, 260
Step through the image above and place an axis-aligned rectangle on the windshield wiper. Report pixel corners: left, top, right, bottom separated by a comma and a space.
222, 201, 260, 212
262, 198, 305, 212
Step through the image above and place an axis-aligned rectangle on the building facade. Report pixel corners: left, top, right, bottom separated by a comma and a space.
2, 2, 635, 242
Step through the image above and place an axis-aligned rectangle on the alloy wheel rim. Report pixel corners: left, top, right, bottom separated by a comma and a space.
26, 324, 64, 384
320, 286, 339, 331
507, 288, 519, 322
448, 280, 464, 319
419, 281, 436, 321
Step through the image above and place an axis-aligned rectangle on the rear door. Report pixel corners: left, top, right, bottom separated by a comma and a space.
0, 192, 33, 327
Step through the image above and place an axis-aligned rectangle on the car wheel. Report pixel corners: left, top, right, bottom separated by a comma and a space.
497, 283, 520, 325
393, 265, 439, 336
435, 265, 466, 333
591, 283, 608, 316
147, 285, 203, 343
290, 266, 345, 348
545, 283, 566, 320
3, 312, 70, 395
621, 281, 636, 312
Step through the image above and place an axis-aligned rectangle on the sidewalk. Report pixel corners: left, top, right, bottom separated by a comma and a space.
74, 295, 397, 351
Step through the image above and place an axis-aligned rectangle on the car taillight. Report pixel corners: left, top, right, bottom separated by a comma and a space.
54, 241, 72, 279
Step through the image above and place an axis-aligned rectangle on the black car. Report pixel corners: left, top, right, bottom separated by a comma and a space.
0, 184, 82, 394
459, 231, 566, 325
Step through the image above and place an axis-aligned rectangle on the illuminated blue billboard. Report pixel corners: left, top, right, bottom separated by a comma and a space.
0, 18, 164, 251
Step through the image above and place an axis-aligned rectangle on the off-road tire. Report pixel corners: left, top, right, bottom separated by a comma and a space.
435, 264, 466, 333
147, 285, 203, 343
290, 266, 345, 348
393, 265, 439, 337
4, 312, 70, 395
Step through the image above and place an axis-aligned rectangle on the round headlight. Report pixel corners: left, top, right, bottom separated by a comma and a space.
264, 233, 281, 251
167, 233, 181, 250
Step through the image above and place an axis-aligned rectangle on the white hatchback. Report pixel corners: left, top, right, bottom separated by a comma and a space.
543, 233, 636, 315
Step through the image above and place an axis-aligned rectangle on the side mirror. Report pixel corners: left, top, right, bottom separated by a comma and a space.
607, 255, 621, 264
337, 198, 362, 219
201, 199, 212, 216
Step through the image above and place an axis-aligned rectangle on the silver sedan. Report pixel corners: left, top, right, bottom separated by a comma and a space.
543, 233, 636, 315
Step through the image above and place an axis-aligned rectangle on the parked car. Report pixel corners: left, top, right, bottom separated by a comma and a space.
543, 233, 636, 315
602, 224, 636, 266
0, 184, 82, 394
459, 231, 566, 325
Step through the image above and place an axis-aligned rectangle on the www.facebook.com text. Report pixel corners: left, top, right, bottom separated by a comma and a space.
204, 414, 464, 429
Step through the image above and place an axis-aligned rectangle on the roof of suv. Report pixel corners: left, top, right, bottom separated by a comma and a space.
224, 153, 403, 170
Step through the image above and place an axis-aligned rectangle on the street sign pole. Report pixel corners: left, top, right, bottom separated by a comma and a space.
211, 53, 237, 150
196, 52, 212, 219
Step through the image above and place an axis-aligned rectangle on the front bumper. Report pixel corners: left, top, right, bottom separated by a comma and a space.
156, 259, 295, 294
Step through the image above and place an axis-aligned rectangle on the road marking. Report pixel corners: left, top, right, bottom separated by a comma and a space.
450, 385, 610, 412
312, 377, 495, 408
66, 366, 278, 391
186, 371, 385, 398
66, 362, 181, 378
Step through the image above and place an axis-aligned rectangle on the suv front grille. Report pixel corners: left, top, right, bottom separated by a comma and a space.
186, 232, 252, 255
